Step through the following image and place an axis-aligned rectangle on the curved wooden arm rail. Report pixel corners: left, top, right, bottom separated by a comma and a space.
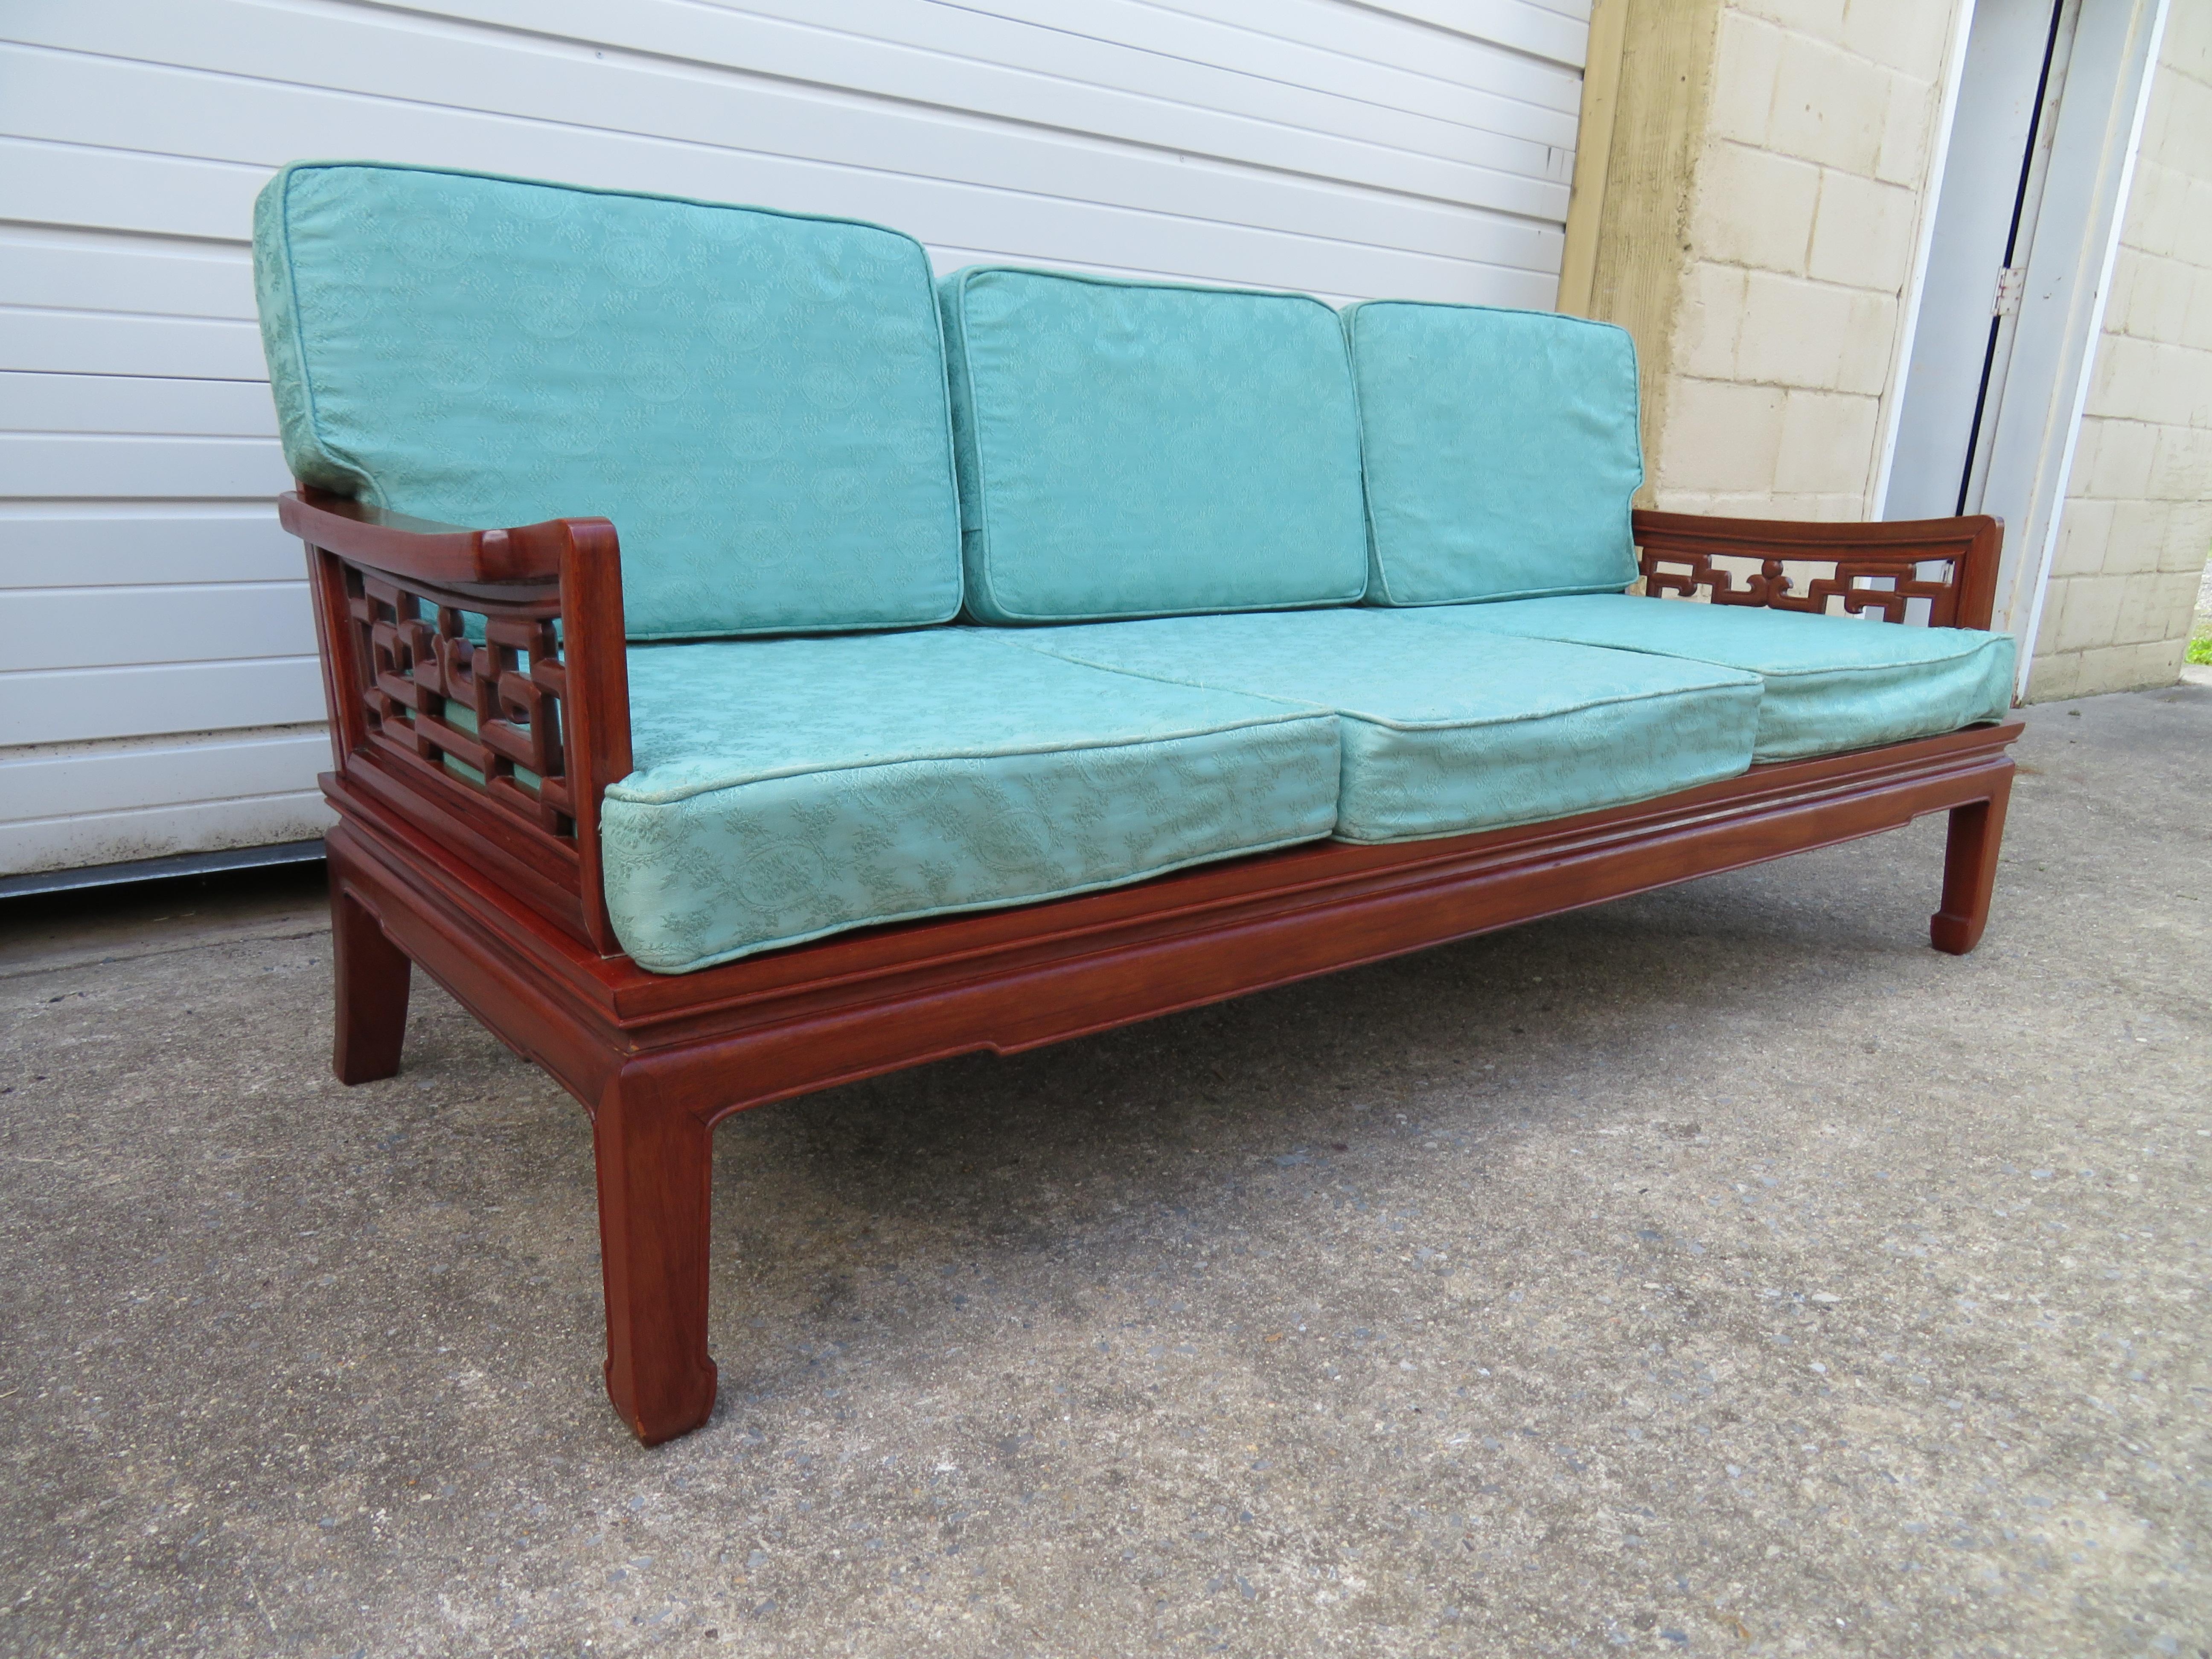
293, 495, 2020, 1445
1632, 509, 2002, 630
280, 490, 581, 587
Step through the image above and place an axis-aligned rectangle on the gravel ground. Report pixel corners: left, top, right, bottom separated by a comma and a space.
1, 684, 2206, 1659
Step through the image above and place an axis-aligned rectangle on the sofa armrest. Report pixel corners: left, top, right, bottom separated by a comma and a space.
279, 489, 583, 587
284, 489, 634, 955
1630, 509, 2003, 631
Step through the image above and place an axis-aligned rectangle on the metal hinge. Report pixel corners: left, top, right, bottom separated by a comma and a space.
1993, 267, 2026, 317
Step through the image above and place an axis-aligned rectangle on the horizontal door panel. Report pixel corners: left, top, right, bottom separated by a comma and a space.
0, 582, 312, 672
9, 130, 1557, 303
0, 303, 267, 379
654, 0, 1574, 160
0, 370, 279, 436
0, 225, 256, 321
1062, 0, 1583, 84
0, 507, 296, 588
0, 656, 326, 745
16, 1, 1573, 210
918, 0, 1583, 103
0, 433, 291, 498
0, 790, 332, 877
0, 134, 262, 244
0, 44, 1568, 262
0, 724, 329, 819
1251, 0, 1589, 66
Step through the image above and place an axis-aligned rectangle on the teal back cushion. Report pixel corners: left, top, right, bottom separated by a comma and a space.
938, 267, 1368, 622
1345, 300, 1643, 605
253, 162, 962, 640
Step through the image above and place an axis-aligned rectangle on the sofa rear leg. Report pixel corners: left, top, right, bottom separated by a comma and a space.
595, 1065, 719, 1445
332, 881, 411, 1084
1930, 771, 2013, 955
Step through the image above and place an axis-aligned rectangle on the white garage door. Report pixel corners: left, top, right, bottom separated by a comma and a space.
0, 0, 1591, 878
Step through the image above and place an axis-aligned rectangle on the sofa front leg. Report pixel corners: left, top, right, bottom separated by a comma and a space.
594, 1063, 719, 1445
1930, 769, 2013, 955
331, 875, 411, 1084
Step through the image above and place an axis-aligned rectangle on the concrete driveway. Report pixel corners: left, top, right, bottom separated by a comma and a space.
2, 685, 2205, 1659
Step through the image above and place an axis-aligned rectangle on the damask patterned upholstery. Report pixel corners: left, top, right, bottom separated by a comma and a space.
994, 610, 1762, 842
938, 267, 1369, 622
1344, 300, 1644, 605
253, 162, 963, 640
597, 629, 1340, 973
1400, 596, 2017, 761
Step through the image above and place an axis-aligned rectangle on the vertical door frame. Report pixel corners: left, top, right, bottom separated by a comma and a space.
1877, 0, 2172, 696
1870, 0, 1981, 517
2008, 0, 2171, 690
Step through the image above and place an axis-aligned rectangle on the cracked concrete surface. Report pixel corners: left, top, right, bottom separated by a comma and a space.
1, 687, 2206, 1659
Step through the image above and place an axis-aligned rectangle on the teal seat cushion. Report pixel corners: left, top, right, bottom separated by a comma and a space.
938, 267, 1368, 622
253, 162, 962, 641
598, 629, 1339, 972
995, 610, 1762, 843
1402, 595, 2016, 761
1345, 300, 1642, 605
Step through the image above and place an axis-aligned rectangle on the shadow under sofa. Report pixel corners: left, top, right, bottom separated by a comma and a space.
257, 162, 2022, 1444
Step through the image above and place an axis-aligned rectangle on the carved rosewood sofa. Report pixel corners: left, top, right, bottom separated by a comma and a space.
258, 163, 2021, 1444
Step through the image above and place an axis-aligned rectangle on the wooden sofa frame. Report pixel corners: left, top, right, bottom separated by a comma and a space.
283, 489, 2020, 1445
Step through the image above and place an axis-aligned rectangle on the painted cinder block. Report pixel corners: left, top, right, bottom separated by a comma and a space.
2033, 580, 2071, 655
1711, 12, 1787, 147
1656, 378, 1789, 493
2148, 256, 2198, 343
1734, 269, 1857, 387
2118, 568, 2208, 646
2053, 573, 2129, 653
1807, 170, 1918, 290
1774, 387, 1881, 495
1693, 144, 1820, 274
1840, 0, 1954, 79
2049, 497, 2116, 579
2148, 422, 2212, 500
2157, 500, 2212, 570
1874, 73, 1941, 187
2087, 417, 2159, 501
1734, 0, 1850, 38
1834, 290, 1900, 396
2172, 175, 2212, 274
2180, 268, 2212, 352
1675, 262, 1751, 380
2084, 335, 2165, 422
2023, 650, 2080, 702
2102, 500, 2175, 579
2165, 0, 2212, 80
2067, 642, 2146, 697
1768, 35, 1892, 174
2121, 159, 2185, 262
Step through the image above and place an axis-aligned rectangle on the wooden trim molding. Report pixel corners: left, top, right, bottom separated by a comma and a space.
1555, 0, 1630, 317
291, 493, 2023, 1445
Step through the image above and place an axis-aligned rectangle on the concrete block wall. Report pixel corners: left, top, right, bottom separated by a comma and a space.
1592, 0, 1958, 521
2028, 9, 2212, 700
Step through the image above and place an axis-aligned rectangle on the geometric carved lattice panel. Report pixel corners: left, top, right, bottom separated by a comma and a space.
1637, 550, 1967, 628
348, 568, 575, 836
